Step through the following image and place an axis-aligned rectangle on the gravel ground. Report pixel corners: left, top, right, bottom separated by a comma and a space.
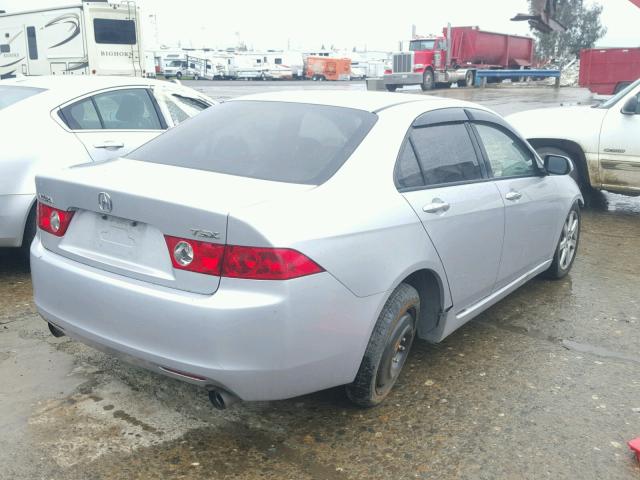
1, 81, 639, 480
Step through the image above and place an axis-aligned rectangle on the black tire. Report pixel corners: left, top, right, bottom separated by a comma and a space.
535, 146, 586, 191
21, 205, 37, 257
457, 70, 474, 88
176, 71, 182, 80
385, 84, 398, 92
544, 203, 580, 279
420, 69, 434, 91
346, 283, 420, 407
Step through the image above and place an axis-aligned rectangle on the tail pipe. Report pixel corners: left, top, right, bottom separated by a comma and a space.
208, 388, 240, 410
48, 322, 65, 338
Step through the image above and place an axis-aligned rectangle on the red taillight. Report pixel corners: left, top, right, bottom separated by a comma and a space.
37, 202, 75, 237
163, 236, 324, 280
222, 245, 324, 280
165, 235, 225, 276
384, 69, 392, 75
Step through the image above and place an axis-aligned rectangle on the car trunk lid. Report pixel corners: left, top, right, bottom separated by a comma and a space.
35, 158, 312, 294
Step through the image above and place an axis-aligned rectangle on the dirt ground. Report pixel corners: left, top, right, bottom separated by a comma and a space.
1, 83, 639, 480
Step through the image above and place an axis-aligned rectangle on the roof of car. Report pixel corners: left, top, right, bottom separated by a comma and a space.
231, 90, 469, 113
0, 76, 195, 107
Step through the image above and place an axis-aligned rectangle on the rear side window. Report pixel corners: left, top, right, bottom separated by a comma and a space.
0, 86, 46, 110
410, 124, 482, 186
396, 143, 424, 189
128, 101, 377, 185
60, 98, 101, 129
94, 19, 137, 45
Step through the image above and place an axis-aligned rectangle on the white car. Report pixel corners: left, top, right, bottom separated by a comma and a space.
0, 76, 213, 252
507, 78, 640, 196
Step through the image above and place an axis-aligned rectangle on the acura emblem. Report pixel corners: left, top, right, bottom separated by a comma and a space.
98, 192, 112, 213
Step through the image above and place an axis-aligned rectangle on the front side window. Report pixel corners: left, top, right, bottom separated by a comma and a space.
92, 89, 161, 130
128, 101, 377, 185
155, 90, 210, 126
410, 123, 483, 186
409, 40, 435, 51
474, 124, 537, 178
94, 18, 136, 45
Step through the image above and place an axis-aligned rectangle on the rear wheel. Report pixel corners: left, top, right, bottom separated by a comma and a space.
544, 203, 580, 279
385, 84, 398, 92
420, 69, 434, 91
346, 283, 420, 407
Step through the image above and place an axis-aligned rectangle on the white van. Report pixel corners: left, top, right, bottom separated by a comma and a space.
0, 1, 145, 79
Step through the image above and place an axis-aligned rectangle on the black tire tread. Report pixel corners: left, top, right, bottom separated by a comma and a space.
346, 283, 420, 407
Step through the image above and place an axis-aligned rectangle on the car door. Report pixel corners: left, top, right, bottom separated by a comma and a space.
397, 109, 505, 312
470, 115, 560, 288
598, 89, 640, 194
58, 87, 167, 162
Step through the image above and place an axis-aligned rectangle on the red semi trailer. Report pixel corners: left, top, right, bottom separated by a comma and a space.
579, 47, 640, 95
384, 25, 534, 91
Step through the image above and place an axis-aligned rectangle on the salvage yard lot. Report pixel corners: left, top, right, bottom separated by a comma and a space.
1, 83, 639, 480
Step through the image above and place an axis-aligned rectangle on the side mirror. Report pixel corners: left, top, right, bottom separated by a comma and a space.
544, 154, 573, 176
622, 95, 639, 115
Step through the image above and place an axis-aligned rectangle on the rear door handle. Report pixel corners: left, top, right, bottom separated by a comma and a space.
423, 198, 450, 214
505, 191, 522, 201
93, 141, 124, 149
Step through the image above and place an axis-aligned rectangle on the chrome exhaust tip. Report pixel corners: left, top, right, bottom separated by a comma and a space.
208, 388, 240, 410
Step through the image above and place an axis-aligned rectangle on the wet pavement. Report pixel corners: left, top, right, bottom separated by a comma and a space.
1, 83, 640, 479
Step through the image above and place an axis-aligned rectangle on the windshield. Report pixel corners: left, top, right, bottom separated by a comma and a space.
128, 101, 377, 185
167, 60, 185, 67
597, 78, 640, 109
0, 86, 46, 110
409, 40, 436, 51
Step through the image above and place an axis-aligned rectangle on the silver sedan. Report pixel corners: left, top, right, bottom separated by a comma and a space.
30, 91, 582, 408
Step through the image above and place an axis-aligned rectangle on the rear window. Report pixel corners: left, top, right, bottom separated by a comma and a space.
94, 19, 137, 45
0, 86, 46, 111
128, 101, 377, 185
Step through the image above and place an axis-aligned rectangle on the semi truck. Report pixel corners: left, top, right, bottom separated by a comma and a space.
384, 25, 534, 91
0, 1, 145, 79
579, 47, 640, 95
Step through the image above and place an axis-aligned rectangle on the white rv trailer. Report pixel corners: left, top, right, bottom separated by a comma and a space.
264, 51, 303, 79
0, 1, 145, 79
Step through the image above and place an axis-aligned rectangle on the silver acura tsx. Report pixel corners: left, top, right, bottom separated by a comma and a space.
31, 91, 582, 408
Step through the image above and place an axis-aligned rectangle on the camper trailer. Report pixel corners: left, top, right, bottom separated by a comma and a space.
0, 1, 145, 79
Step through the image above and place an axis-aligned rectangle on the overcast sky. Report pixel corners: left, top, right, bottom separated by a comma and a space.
2, 0, 639, 51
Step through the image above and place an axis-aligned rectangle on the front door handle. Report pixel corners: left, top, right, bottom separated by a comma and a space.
423, 198, 450, 214
93, 141, 124, 149
505, 191, 522, 201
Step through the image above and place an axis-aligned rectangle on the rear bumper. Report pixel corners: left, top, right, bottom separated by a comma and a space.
384, 72, 422, 86
31, 238, 385, 401
0, 194, 34, 247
